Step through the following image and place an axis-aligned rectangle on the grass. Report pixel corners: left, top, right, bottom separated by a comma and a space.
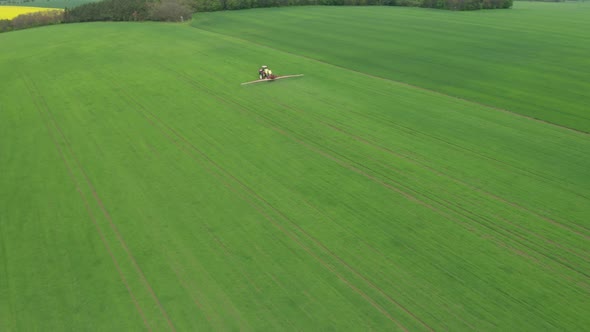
0, 5, 61, 19
1, 3, 589, 331
192, 2, 590, 133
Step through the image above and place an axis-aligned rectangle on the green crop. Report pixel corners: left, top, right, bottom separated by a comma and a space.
192, 3, 590, 133
1, 3, 589, 330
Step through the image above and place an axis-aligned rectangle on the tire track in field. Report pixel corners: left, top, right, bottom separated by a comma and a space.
228, 101, 554, 329
164, 69, 586, 324
110, 72, 416, 332
342, 124, 590, 248
167, 66, 438, 330
317, 97, 590, 205
290, 193, 489, 331
207, 69, 588, 327
106, 79, 296, 331
184, 65, 570, 329
219, 174, 411, 331
119, 114, 281, 325
268, 106, 590, 288
371, 106, 590, 204
199, 220, 289, 330
275, 102, 590, 262
21, 75, 152, 331
193, 26, 590, 136
497, 216, 590, 261
190, 24, 590, 195
23, 76, 176, 332
250, 244, 318, 323
367, 160, 590, 264
167, 260, 221, 330
151, 45, 584, 328
213, 128, 477, 329
114, 94, 253, 331
169, 239, 251, 330
112, 78, 294, 331
372, 155, 590, 266
117, 96, 409, 331
125, 62, 559, 329
209, 27, 590, 202
185, 114, 478, 330
259, 103, 590, 281
159, 64, 443, 331
275, 101, 590, 242
321, 140, 590, 289
251, 237, 368, 327
180, 102, 499, 330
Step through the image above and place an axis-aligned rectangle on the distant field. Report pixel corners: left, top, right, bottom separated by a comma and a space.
1, 3, 589, 331
192, 2, 590, 132
0, 0, 94, 9
0, 5, 61, 19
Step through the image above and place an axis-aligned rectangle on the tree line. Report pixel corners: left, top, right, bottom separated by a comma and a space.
63, 0, 192, 22
190, 0, 511, 11
63, 0, 512, 23
63, 0, 511, 23
1, 0, 511, 33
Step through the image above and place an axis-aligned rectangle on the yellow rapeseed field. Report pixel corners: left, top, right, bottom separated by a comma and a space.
0, 6, 62, 20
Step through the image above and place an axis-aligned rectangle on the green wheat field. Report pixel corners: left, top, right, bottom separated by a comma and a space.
1, 2, 589, 330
